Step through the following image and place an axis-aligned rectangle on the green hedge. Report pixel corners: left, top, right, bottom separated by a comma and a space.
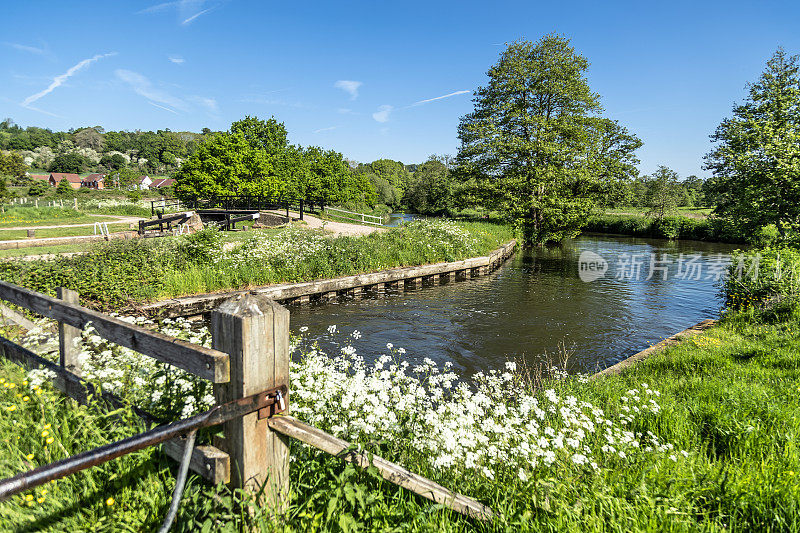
584, 214, 746, 243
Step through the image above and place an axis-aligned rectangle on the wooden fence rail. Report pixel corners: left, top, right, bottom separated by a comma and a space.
0, 283, 492, 522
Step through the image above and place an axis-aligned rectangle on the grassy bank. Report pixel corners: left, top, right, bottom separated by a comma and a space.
0, 224, 132, 241
0, 220, 514, 309
1, 293, 799, 530
584, 213, 746, 243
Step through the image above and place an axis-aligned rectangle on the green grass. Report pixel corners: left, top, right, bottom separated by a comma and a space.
604, 207, 713, 219
0, 243, 106, 258
584, 212, 746, 243
0, 221, 515, 309
0, 224, 132, 241
1, 298, 799, 530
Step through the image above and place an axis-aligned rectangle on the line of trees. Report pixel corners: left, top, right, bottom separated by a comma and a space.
175, 117, 375, 205
0, 120, 209, 176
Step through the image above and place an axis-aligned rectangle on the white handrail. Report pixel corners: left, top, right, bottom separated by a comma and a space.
324, 207, 383, 226
93, 222, 110, 236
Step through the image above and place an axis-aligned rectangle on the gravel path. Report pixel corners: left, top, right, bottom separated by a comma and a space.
271, 210, 385, 236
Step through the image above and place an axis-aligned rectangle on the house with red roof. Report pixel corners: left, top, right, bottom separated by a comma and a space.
48, 173, 83, 189
82, 173, 105, 190
27, 173, 50, 182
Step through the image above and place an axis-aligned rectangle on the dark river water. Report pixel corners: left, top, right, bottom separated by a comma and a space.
289, 234, 741, 375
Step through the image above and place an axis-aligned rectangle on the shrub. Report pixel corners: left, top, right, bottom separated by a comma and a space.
724, 246, 800, 308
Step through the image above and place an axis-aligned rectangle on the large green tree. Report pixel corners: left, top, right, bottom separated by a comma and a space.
404, 156, 454, 214
645, 166, 682, 220
456, 34, 611, 244
704, 48, 800, 237
0, 151, 28, 178
175, 117, 374, 203
589, 119, 643, 207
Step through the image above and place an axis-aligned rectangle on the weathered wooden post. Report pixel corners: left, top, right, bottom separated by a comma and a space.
211, 293, 290, 508
56, 287, 81, 377
26, 229, 35, 239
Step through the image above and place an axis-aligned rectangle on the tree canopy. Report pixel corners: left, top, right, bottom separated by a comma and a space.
455, 34, 639, 243
704, 48, 800, 238
175, 116, 375, 204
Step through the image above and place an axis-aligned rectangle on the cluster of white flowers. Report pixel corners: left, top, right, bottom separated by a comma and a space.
80, 198, 151, 210
290, 333, 688, 481
21, 316, 213, 419
213, 226, 329, 270
398, 219, 482, 256
19, 316, 688, 483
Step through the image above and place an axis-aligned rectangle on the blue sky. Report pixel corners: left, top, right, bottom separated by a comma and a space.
2, 1, 799, 177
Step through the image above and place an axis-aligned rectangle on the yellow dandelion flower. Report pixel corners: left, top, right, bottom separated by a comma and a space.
37, 497, 45, 504
41, 430, 49, 438
26, 453, 34, 460
6, 405, 16, 412
106, 497, 115, 506
35, 389, 42, 396
43, 424, 51, 430
22, 396, 29, 402
22, 380, 28, 386
0, 378, 4, 384
41, 489, 47, 495
46, 437, 54, 444
24, 494, 33, 501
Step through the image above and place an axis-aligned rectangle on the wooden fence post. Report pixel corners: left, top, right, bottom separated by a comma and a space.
211, 293, 290, 508
56, 287, 81, 377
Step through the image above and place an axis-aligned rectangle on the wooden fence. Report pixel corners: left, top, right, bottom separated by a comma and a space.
0, 281, 492, 521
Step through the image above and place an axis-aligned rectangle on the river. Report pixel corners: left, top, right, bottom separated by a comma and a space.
289, 234, 741, 376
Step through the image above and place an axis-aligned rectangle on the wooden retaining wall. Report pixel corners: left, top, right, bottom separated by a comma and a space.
142, 240, 517, 318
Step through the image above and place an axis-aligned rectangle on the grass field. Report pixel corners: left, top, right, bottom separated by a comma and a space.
0, 294, 798, 531
604, 207, 713, 219
0, 224, 133, 241
0, 220, 514, 309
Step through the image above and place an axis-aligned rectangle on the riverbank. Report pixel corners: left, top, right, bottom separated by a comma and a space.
1, 293, 797, 530
0, 220, 514, 310
584, 213, 747, 243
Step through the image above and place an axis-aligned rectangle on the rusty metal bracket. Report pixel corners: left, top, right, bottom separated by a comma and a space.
0, 384, 289, 501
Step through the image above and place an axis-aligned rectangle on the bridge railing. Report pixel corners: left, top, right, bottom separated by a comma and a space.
323, 206, 384, 226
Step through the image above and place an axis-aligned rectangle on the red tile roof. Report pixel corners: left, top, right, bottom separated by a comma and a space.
152, 178, 175, 188
83, 173, 105, 182
50, 173, 83, 183
28, 174, 49, 181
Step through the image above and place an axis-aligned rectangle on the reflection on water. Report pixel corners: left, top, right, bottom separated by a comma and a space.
289, 235, 741, 376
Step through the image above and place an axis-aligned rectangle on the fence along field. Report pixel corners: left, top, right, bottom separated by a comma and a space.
0, 281, 492, 527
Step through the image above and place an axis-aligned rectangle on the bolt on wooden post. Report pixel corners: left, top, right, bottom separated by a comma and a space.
211, 292, 290, 509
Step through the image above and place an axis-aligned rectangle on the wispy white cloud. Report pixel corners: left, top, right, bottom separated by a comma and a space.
5, 42, 48, 56
21, 52, 116, 108
337, 108, 355, 115
313, 126, 337, 134
190, 95, 219, 113
137, 1, 179, 14
334, 80, 362, 100
411, 90, 470, 106
182, 8, 211, 25
139, 0, 222, 26
372, 104, 392, 123
115, 69, 186, 112
168, 55, 185, 64
148, 101, 179, 114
